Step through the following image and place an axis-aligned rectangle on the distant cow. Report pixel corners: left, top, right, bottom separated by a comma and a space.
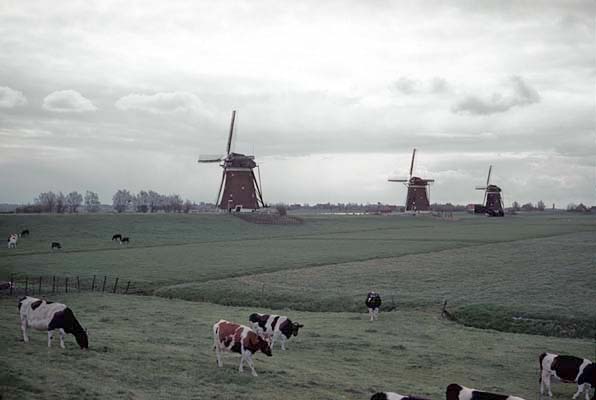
540, 352, 595, 400
51, 242, 61, 250
20, 229, 30, 237
213, 319, 272, 376
371, 392, 431, 400
120, 237, 129, 244
446, 384, 526, 400
112, 234, 122, 241
366, 291, 382, 321
248, 313, 303, 351
7, 234, 18, 248
0, 281, 15, 290
18, 296, 88, 349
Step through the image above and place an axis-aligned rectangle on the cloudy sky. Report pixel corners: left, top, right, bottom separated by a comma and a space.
1, 0, 594, 206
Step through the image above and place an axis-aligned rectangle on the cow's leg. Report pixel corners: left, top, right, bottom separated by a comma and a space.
571, 384, 586, 400
239, 352, 245, 373
244, 351, 257, 377
374, 308, 379, 320
368, 308, 373, 321
21, 318, 29, 342
59, 328, 66, 349
542, 373, 552, 397
47, 330, 53, 347
280, 335, 287, 351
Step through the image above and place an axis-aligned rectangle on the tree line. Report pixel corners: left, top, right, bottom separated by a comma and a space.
112, 190, 194, 213
17, 191, 101, 213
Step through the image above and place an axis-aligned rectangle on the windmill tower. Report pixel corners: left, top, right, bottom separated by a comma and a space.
198, 111, 265, 212
475, 165, 504, 217
388, 149, 434, 212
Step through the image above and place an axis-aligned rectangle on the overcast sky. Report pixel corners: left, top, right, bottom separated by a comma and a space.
1, 0, 594, 206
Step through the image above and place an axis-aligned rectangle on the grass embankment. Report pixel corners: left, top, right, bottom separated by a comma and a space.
0, 293, 591, 400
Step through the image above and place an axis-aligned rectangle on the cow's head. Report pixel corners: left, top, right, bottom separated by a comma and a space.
291, 322, 304, 337
74, 328, 89, 349
257, 335, 272, 357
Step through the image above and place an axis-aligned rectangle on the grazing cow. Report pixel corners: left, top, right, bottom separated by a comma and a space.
213, 319, 272, 376
446, 384, 526, 400
366, 291, 382, 321
540, 352, 595, 400
51, 242, 61, 250
112, 234, 122, 241
371, 392, 431, 400
248, 313, 303, 351
0, 281, 15, 290
18, 296, 88, 349
120, 237, 130, 244
20, 229, 30, 237
7, 234, 18, 248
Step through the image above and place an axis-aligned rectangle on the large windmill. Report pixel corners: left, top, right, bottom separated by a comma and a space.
198, 111, 265, 212
388, 149, 434, 212
475, 165, 504, 217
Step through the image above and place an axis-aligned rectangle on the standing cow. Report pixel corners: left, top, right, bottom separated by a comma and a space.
540, 352, 595, 400
446, 384, 526, 400
248, 313, 303, 351
213, 319, 272, 376
366, 291, 382, 321
18, 296, 88, 349
7, 234, 18, 248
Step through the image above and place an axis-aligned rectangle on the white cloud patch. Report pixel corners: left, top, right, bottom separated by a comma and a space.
452, 76, 541, 115
0, 86, 27, 108
42, 90, 97, 112
115, 92, 204, 114
392, 77, 420, 95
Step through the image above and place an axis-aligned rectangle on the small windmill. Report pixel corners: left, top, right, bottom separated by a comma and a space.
198, 110, 265, 212
388, 148, 434, 212
475, 165, 504, 217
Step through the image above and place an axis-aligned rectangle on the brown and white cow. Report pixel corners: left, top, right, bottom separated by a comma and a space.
540, 352, 595, 400
7, 234, 18, 248
213, 319, 272, 377
371, 392, 431, 400
248, 313, 303, 351
446, 384, 526, 400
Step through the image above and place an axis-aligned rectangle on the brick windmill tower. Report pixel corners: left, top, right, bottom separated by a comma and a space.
388, 149, 434, 212
198, 111, 265, 212
475, 165, 504, 217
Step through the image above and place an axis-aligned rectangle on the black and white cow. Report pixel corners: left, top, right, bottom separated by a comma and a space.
112, 234, 122, 241
446, 384, 526, 400
20, 229, 30, 237
371, 392, 431, 400
120, 237, 130, 244
248, 313, 303, 351
51, 242, 61, 250
18, 296, 88, 349
540, 352, 595, 400
366, 291, 382, 321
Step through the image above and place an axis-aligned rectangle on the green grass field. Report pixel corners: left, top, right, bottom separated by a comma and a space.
0, 213, 595, 399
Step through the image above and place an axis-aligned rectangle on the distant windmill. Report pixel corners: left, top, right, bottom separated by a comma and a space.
475, 165, 504, 217
198, 110, 265, 212
388, 149, 434, 212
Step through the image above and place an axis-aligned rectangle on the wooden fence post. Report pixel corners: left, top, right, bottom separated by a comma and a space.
25, 277, 28, 295
102, 276, 107, 292
112, 277, 119, 293
91, 275, 96, 291
125, 281, 131, 294
38, 276, 42, 295
77, 276, 80, 291
52, 276, 56, 293
65, 277, 69, 293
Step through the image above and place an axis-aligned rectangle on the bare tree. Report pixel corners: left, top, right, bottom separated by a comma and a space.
65, 191, 83, 213
35, 191, 57, 212
84, 191, 101, 212
511, 201, 520, 211
521, 202, 534, 211
148, 190, 160, 212
134, 190, 150, 213
183, 200, 193, 213
536, 200, 545, 211
112, 189, 132, 213
55, 192, 67, 213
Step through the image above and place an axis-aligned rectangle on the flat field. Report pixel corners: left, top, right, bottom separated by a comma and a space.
0, 213, 595, 399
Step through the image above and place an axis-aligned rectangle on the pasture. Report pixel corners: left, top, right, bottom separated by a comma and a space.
0, 212, 595, 399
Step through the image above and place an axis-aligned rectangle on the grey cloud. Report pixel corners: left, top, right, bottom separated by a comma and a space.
42, 90, 97, 112
429, 77, 450, 93
392, 77, 420, 95
0, 86, 27, 108
115, 92, 206, 114
452, 76, 540, 115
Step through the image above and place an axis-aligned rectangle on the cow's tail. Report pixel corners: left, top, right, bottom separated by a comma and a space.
539, 352, 547, 383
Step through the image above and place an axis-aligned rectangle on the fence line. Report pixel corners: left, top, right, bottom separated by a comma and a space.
4, 273, 135, 298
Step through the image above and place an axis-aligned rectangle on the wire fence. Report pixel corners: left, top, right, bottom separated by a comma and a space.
1, 273, 136, 298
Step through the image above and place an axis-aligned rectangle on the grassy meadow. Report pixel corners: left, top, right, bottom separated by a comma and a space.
0, 212, 595, 399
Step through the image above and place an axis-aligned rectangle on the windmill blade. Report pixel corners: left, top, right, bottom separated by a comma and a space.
475, 186, 487, 190
486, 165, 492, 186
215, 170, 226, 207
198, 154, 224, 163
226, 110, 237, 155
409, 148, 416, 178
388, 178, 408, 182
425, 179, 435, 183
